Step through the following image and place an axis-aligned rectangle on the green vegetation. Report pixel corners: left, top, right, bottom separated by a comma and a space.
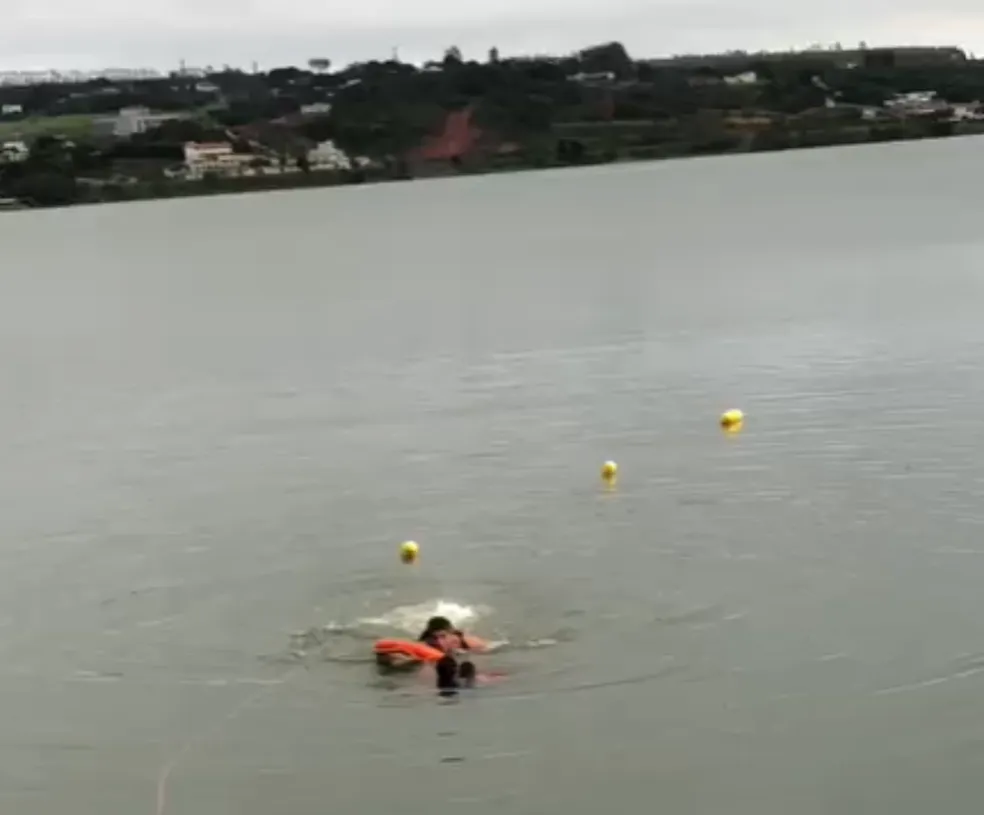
1, 42, 982, 208
0, 114, 96, 139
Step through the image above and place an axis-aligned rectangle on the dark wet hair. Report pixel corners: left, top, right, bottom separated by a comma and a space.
419, 616, 453, 644
419, 615, 469, 650
419, 616, 453, 639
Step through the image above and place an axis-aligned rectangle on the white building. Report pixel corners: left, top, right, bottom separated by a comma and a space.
183, 141, 254, 178
884, 91, 948, 115
307, 140, 352, 170
112, 106, 185, 137
950, 103, 984, 121
570, 71, 616, 83
300, 102, 332, 115
0, 140, 28, 162
860, 106, 894, 121
0, 68, 162, 86
1, 103, 23, 116
724, 71, 760, 85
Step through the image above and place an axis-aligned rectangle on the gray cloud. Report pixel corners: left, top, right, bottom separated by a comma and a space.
3, 0, 983, 70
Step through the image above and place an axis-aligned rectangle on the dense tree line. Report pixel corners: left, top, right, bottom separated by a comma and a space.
3, 42, 984, 141
0, 136, 84, 205
4, 41, 984, 207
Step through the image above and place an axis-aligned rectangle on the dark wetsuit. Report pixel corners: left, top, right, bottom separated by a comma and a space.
417, 618, 475, 692
436, 654, 476, 695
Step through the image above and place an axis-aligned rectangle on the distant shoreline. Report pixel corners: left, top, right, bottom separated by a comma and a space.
2, 124, 979, 212
4, 42, 983, 210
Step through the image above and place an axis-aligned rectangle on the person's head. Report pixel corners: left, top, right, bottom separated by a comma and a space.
419, 615, 469, 652
422, 616, 452, 633
419, 616, 453, 642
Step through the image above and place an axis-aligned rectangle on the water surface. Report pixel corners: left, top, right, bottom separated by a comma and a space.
3, 136, 984, 814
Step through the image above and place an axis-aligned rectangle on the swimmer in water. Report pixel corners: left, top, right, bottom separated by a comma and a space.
418, 615, 494, 652
418, 616, 468, 651
375, 615, 481, 673
423, 617, 506, 694
373, 615, 502, 685
419, 616, 477, 690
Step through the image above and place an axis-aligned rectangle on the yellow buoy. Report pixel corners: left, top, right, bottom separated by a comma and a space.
399, 540, 419, 564
601, 460, 618, 483
720, 408, 744, 433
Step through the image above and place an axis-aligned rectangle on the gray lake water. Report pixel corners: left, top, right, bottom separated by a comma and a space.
3, 136, 984, 814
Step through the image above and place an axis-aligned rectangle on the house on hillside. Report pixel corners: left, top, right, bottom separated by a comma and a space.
884, 91, 949, 115
570, 71, 616, 85
0, 140, 28, 162
722, 111, 782, 132
724, 71, 760, 85
181, 141, 254, 179
305, 139, 374, 171
104, 106, 188, 137
950, 103, 984, 121
307, 139, 350, 169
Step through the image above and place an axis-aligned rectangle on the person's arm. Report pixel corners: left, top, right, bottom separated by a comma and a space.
456, 632, 490, 652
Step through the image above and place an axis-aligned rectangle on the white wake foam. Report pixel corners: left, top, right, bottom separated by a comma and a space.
359, 598, 490, 635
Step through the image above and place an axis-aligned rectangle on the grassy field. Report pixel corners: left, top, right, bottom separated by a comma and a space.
0, 114, 96, 140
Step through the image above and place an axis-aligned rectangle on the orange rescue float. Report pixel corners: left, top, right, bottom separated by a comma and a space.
373, 639, 445, 663
373, 634, 491, 665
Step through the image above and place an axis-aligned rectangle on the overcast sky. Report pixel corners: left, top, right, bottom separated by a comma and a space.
3, 0, 983, 71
